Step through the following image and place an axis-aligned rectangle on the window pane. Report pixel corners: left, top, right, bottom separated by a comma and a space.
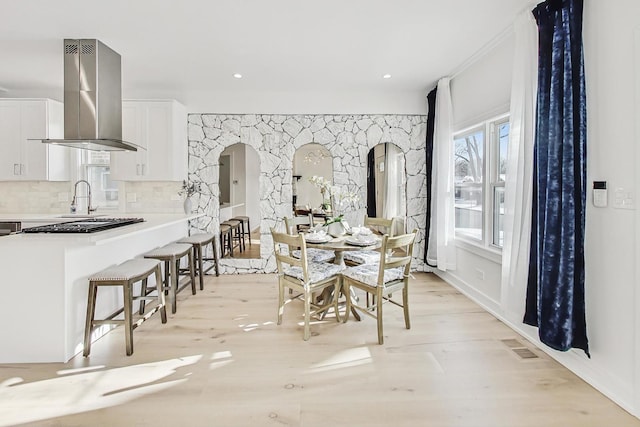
87, 150, 110, 165
80, 150, 118, 210
497, 122, 509, 182
454, 130, 484, 240
86, 165, 118, 209
493, 186, 505, 247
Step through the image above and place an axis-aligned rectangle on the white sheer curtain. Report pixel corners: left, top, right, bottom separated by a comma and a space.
427, 77, 456, 271
500, 11, 538, 321
383, 143, 401, 217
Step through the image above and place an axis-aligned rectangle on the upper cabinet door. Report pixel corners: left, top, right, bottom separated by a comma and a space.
110, 100, 187, 182
0, 99, 69, 182
0, 103, 23, 180
109, 103, 146, 181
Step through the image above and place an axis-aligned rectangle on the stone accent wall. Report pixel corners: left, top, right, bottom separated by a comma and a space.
187, 114, 428, 274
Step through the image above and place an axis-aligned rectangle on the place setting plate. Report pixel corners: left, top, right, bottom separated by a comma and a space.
345, 237, 377, 246
305, 234, 331, 243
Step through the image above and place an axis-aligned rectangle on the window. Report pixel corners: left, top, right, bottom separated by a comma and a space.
453, 115, 509, 250
454, 128, 484, 241
78, 151, 119, 211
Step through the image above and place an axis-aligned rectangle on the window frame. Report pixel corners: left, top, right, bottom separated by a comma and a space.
74, 150, 122, 212
453, 113, 509, 253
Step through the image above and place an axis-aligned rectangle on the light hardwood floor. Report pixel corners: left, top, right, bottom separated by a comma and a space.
225, 228, 260, 259
0, 272, 638, 427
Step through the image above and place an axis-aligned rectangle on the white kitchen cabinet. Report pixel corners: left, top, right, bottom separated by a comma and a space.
110, 100, 187, 181
0, 98, 69, 181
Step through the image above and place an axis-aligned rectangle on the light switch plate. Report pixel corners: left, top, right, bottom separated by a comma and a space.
613, 188, 635, 210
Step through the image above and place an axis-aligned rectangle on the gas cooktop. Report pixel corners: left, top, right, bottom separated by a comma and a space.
21, 218, 145, 234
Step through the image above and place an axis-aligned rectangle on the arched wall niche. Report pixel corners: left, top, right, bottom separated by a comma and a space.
293, 143, 332, 210
366, 142, 407, 234
187, 114, 428, 274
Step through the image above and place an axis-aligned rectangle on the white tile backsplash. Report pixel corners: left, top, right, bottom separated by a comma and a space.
0, 181, 185, 214
0, 181, 72, 213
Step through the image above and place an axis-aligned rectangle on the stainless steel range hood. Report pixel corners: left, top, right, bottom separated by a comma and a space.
42, 39, 139, 151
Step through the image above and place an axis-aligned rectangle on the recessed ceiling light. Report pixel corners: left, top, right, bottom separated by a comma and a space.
383, 74, 392, 79
233, 73, 243, 79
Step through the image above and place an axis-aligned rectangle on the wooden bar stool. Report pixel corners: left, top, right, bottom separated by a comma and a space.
178, 233, 220, 290
221, 219, 244, 254
231, 216, 251, 248
220, 223, 233, 257
83, 258, 167, 357
144, 243, 196, 314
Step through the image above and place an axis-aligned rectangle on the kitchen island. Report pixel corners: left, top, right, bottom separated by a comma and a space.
0, 213, 200, 363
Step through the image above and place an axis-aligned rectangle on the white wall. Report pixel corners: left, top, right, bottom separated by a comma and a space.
581, 0, 640, 412
439, 0, 640, 417
444, 34, 514, 313
450, 35, 514, 130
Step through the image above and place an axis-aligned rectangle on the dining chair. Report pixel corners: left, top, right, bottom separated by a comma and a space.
271, 227, 344, 340
284, 215, 334, 263
343, 216, 398, 266
341, 229, 417, 344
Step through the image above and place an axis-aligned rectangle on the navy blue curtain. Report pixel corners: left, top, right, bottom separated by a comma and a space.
367, 149, 376, 217
424, 87, 437, 266
524, 0, 589, 356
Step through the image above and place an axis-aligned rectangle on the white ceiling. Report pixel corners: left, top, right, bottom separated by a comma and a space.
0, 0, 533, 113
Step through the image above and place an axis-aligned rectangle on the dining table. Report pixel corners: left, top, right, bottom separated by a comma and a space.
304, 232, 382, 321
304, 233, 381, 266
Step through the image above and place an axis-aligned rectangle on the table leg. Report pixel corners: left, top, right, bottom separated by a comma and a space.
331, 250, 360, 321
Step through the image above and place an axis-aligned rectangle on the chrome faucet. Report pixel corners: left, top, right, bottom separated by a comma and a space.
70, 180, 97, 215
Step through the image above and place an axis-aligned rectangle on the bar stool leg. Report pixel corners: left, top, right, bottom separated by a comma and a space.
238, 223, 246, 252
163, 261, 170, 295
210, 237, 220, 276
244, 218, 251, 247
83, 282, 98, 357
139, 277, 148, 315
188, 249, 196, 295
169, 257, 178, 314
196, 243, 204, 290
155, 265, 168, 323
124, 282, 134, 356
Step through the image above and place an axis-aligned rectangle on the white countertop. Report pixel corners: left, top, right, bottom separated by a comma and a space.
0, 212, 203, 245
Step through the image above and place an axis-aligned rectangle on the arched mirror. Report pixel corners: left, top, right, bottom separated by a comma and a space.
293, 143, 332, 214
219, 143, 261, 259
367, 143, 406, 232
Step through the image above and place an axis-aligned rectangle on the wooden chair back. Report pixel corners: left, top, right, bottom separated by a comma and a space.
284, 214, 314, 234
364, 216, 398, 237
375, 229, 417, 286
271, 227, 309, 280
